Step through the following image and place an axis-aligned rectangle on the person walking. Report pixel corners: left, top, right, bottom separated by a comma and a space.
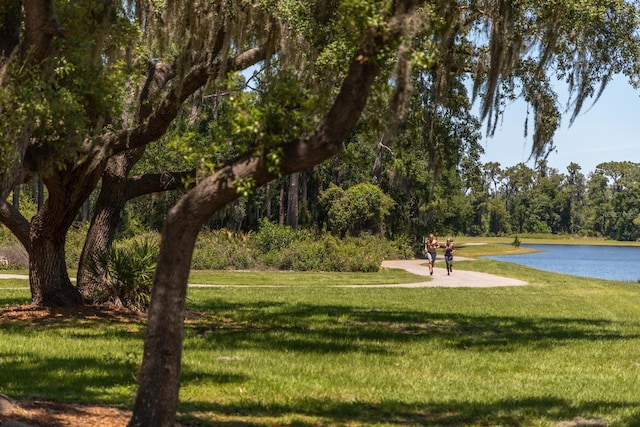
444, 238, 455, 275
425, 234, 440, 276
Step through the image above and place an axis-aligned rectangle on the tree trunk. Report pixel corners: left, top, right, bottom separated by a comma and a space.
301, 171, 308, 211
76, 184, 125, 302
12, 185, 19, 210
77, 156, 193, 302
287, 172, 299, 229
81, 200, 90, 223
278, 178, 286, 225
37, 177, 44, 210
265, 182, 272, 220
29, 225, 81, 307
128, 212, 200, 427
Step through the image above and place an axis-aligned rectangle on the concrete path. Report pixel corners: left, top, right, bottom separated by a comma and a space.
0, 274, 29, 279
373, 259, 528, 288
0, 259, 528, 288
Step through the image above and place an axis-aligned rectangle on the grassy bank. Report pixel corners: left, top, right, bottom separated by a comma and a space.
2, 246, 640, 425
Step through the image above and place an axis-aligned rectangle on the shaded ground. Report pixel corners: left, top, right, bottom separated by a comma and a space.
0, 306, 141, 427
1, 394, 132, 427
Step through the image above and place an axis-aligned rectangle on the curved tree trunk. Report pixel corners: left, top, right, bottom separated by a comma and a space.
128, 214, 200, 426
129, 11, 386, 421
77, 162, 193, 302
76, 184, 125, 302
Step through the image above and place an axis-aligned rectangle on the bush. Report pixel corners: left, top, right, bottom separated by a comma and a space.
260, 232, 395, 272
96, 236, 159, 311
324, 183, 394, 237
512, 235, 521, 247
65, 224, 89, 270
251, 218, 300, 253
192, 230, 256, 270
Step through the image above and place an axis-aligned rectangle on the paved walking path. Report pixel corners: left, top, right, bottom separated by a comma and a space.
0, 274, 30, 279
0, 259, 527, 288
374, 259, 528, 288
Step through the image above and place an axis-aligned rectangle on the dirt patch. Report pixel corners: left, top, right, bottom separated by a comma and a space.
1, 394, 132, 427
0, 304, 146, 325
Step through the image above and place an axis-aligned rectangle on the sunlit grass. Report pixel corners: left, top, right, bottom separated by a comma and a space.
0, 278, 29, 289
177, 279, 640, 426
188, 269, 426, 286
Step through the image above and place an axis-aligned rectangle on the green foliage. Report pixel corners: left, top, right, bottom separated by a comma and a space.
229, 71, 320, 177
192, 230, 257, 270
251, 218, 300, 254
65, 224, 89, 270
189, 221, 411, 272
512, 235, 521, 247
100, 236, 159, 311
323, 183, 394, 237
488, 198, 511, 236
324, 235, 384, 272
267, 233, 386, 272
253, 222, 403, 272
167, 70, 319, 189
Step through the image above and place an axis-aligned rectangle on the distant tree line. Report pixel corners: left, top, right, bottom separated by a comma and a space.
13, 154, 640, 243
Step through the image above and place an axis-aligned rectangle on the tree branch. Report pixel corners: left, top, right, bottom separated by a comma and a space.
103, 46, 268, 155
0, 201, 32, 252
124, 170, 195, 200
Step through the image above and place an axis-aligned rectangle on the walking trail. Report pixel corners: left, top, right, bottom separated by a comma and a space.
375, 258, 527, 288
0, 259, 527, 288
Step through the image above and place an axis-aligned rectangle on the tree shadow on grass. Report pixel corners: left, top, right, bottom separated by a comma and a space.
178, 396, 640, 426
3, 298, 640, 425
185, 299, 640, 355
0, 351, 246, 407
0, 293, 30, 307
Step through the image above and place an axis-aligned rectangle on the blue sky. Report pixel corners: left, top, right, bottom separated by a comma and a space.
479, 76, 640, 175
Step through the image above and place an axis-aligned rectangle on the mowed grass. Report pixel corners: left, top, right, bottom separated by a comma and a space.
3, 250, 640, 425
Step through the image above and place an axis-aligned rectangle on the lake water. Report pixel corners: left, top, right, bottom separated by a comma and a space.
483, 244, 640, 282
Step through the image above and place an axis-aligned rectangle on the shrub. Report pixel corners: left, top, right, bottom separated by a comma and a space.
324, 235, 384, 272
65, 224, 89, 270
251, 218, 300, 253
324, 183, 394, 237
95, 236, 159, 311
512, 235, 521, 247
278, 238, 328, 271
192, 230, 256, 270
263, 233, 392, 272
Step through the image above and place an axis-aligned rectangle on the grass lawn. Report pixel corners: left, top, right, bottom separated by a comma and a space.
2, 245, 640, 426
